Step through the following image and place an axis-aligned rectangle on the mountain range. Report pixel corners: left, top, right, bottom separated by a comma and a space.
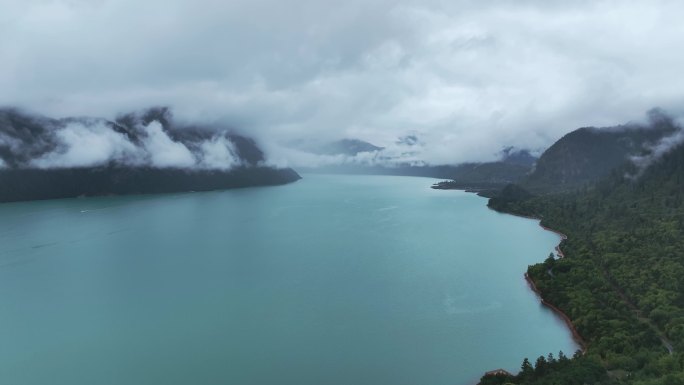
299, 138, 539, 189
0, 107, 300, 203
476, 111, 684, 384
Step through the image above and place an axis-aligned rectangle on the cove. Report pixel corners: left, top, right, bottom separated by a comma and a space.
0, 174, 577, 385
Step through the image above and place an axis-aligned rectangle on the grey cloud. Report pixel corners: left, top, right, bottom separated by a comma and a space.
0, 108, 254, 170
197, 136, 241, 170
630, 124, 684, 177
30, 120, 143, 168
272, 137, 428, 169
140, 121, 196, 168
2, 0, 684, 166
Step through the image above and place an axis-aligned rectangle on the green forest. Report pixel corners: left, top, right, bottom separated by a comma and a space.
479, 135, 684, 384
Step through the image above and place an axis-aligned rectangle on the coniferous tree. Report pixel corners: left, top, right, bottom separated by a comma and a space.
520, 357, 534, 378
534, 355, 548, 376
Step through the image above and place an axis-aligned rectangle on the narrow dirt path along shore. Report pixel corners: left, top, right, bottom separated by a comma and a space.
602, 267, 674, 355
536, 218, 673, 355
533, 213, 673, 355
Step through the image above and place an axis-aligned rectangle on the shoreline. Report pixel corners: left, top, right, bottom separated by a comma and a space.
498, 210, 586, 351
503, 212, 568, 258
524, 272, 587, 352
443, 189, 588, 383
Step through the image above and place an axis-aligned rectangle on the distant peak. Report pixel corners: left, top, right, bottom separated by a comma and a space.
396, 135, 419, 146
499, 147, 537, 167
297, 138, 383, 156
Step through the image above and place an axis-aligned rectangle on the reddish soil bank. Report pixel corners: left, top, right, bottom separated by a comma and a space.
524, 273, 587, 352
506, 212, 585, 350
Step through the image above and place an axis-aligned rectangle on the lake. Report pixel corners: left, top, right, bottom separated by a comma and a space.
0, 174, 577, 385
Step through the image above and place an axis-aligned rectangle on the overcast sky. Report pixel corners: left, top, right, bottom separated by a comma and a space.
2, 0, 684, 165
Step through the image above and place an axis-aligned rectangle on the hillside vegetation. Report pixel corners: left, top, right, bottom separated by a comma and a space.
479, 113, 684, 384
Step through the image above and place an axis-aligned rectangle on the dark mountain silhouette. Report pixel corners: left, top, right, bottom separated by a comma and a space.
500, 147, 537, 167
302, 143, 537, 189
0, 108, 300, 203
0, 166, 300, 203
523, 111, 677, 192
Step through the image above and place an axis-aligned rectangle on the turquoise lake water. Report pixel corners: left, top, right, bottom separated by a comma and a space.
0, 174, 577, 385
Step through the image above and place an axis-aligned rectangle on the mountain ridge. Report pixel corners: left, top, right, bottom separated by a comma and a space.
0, 107, 301, 203
477, 112, 684, 384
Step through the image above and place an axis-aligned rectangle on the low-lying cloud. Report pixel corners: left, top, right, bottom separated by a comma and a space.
630, 123, 684, 177
197, 136, 241, 170
0, 110, 244, 170
141, 121, 197, 168
31, 121, 141, 168
269, 137, 429, 169
2, 1, 684, 166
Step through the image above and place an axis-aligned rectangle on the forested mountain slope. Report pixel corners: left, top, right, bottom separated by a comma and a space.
0, 108, 301, 203
523, 116, 676, 193
481, 123, 684, 384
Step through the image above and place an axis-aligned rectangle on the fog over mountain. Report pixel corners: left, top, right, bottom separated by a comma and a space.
3, 0, 684, 166
0, 107, 254, 170
0, 107, 302, 202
